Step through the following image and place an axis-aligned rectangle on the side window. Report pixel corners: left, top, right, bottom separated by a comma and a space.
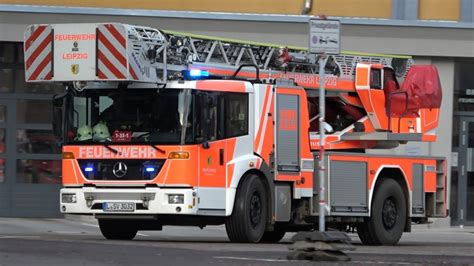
193, 91, 248, 142
223, 93, 248, 138
209, 104, 218, 140
194, 92, 219, 142
370, 68, 383, 89
73, 97, 88, 129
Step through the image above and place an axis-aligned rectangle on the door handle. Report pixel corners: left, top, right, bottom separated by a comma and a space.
219, 148, 224, 166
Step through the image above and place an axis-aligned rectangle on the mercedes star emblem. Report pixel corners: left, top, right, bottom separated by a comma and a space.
112, 161, 128, 178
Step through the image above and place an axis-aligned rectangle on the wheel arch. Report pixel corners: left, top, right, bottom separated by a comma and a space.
227, 166, 275, 228
370, 166, 411, 232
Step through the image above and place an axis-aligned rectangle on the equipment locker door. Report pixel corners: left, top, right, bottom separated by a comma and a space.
275, 91, 300, 172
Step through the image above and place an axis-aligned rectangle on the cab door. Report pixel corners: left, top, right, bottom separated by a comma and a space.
196, 91, 250, 213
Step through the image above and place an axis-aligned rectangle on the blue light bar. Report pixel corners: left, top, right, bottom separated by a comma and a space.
189, 69, 209, 77
84, 167, 94, 172
145, 167, 155, 172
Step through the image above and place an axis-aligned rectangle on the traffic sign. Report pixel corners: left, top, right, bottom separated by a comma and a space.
309, 19, 341, 54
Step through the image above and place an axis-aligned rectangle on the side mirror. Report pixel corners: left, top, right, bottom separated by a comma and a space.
52, 93, 67, 142
197, 93, 216, 149
52, 107, 62, 137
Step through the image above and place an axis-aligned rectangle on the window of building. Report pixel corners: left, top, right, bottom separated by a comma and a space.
14, 70, 63, 94
17, 130, 59, 154
16, 159, 61, 184
0, 42, 15, 63
454, 61, 474, 112
0, 69, 13, 93
0, 106, 5, 123
17, 99, 53, 124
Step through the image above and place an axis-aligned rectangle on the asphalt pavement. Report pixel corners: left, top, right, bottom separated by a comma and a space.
0, 217, 473, 265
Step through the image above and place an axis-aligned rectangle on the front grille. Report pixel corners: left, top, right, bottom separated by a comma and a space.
78, 159, 165, 181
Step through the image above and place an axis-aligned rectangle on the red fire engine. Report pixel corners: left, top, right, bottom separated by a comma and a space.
24, 23, 446, 245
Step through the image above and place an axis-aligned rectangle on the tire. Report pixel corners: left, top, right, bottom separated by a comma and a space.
98, 219, 138, 240
260, 228, 286, 243
356, 221, 377, 245
225, 174, 268, 243
358, 179, 407, 245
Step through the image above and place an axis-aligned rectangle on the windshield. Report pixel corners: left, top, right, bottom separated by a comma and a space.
66, 89, 192, 145
62, 88, 249, 145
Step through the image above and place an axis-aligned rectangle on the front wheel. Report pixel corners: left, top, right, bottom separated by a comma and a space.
225, 174, 268, 243
358, 179, 407, 245
260, 227, 286, 243
98, 219, 138, 240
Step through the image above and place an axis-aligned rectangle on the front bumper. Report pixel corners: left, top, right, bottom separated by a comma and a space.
60, 187, 198, 215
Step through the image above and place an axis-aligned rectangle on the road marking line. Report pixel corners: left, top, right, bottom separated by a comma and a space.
137, 233, 149, 237
81, 223, 99, 228
50, 231, 85, 234
213, 256, 292, 262
351, 261, 413, 265
216, 257, 415, 265
0, 236, 41, 239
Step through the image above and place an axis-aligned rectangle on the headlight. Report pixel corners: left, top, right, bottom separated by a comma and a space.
168, 194, 184, 204
62, 193, 77, 203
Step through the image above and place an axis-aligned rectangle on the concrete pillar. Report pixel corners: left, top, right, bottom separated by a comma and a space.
461, 0, 474, 22
392, 0, 419, 20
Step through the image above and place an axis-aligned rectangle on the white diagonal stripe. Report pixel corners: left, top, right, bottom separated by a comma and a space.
98, 24, 126, 53
98, 41, 127, 74
25, 25, 51, 59
35, 59, 52, 80
26, 42, 51, 79
257, 87, 273, 154
254, 86, 266, 142
98, 60, 116, 80
99, 41, 127, 71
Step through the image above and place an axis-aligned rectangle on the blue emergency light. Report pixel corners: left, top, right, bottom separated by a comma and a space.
189, 69, 209, 77
145, 167, 155, 173
183, 69, 209, 79
84, 167, 94, 172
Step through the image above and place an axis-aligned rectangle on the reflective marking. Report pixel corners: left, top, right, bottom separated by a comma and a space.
81, 223, 99, 228
51, 231, 85, 235
0, 236, 41, 239
214, 256, 292, 263
351, 261, 412, 265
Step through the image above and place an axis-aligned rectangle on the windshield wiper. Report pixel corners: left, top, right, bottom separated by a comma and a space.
103, 141, 121, 155
149, 144, 166, 154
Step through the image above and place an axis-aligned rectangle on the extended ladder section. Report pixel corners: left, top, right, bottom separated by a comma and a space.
24, 23, 413, 91
24, 23, 441, 147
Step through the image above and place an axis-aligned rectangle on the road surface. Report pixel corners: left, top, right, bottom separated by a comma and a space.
0, 218, 473, 265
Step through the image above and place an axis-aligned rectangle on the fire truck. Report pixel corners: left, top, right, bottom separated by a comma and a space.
24, 23, 447, 245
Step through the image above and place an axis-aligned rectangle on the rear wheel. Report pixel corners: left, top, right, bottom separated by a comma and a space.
98, 219, 138, 240
225, 174, 268, 243
358, 179, 407, 245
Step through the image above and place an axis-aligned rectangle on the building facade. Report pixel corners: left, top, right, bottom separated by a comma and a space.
0, 1, 473, 225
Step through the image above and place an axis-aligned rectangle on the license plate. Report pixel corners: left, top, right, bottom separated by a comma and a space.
102, 202, 135, 212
